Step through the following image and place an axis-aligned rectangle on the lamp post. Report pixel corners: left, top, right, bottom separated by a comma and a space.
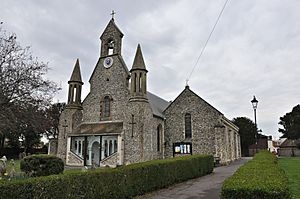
251, 96, 258, 155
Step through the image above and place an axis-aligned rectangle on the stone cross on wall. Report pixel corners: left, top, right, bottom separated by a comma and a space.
62, 120, 68, 139
129, 114, 136, 138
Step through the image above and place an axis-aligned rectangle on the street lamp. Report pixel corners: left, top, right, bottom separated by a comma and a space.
251, 96, 258, 155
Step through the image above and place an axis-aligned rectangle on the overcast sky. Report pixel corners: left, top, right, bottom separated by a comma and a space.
2, 0, 300, 139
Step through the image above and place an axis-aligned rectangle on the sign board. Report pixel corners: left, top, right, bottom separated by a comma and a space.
173, 142, 192, 156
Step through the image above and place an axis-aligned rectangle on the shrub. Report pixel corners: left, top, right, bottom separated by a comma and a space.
20, 154, 64, 177
0, 154, 213, 199
221, 151, 291, 199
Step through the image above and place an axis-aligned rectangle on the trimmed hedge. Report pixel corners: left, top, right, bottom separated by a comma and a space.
20, 154, 64, 177
0, 154, 213, 199
221, 151, 291, 199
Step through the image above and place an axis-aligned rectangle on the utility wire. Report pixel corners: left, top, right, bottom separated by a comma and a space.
186, 0, 230, 84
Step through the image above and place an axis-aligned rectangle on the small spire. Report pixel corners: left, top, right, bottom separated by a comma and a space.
131, 44, 147, 71
69, 58, 83, 83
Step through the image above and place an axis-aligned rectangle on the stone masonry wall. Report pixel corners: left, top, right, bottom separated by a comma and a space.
82, 55, 130, 123
151, 117, 165, 160
214, 126, 226, 162
57, 109, 81, 162
164, 87, 221, 158
67, 151, 84, 166
123, 100, 153, 164
100, 152, 119, 167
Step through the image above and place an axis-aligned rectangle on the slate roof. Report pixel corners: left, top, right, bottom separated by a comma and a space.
147, 92, 170, 119
280, 139, 300, 148
131, 44, 147, 72
69, 58, 83, 83
100, 19, 124, 39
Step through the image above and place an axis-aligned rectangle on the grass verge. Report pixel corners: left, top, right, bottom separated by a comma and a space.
278, 157, 300, 199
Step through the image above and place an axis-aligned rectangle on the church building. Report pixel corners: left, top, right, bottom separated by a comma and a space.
55, 17, 241, 167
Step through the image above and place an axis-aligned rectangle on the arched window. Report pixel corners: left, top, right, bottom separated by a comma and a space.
104, 140, 108, 158
73, 85, 77, 102
75, 141, 78, 151
139, 73, 142, 92
109, 140, 113, 156
108, 40, 114, 55
157, 124, 162, 152
144, 73, 147, 94
78, 141, 82, 155
103, 96, 110, 118
134, 73, 137, 92
185, 113, 192, 138
114, 140, 118, 153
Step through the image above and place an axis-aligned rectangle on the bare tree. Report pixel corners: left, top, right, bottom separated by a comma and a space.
44, 102, 66, 139
0, 24, 59, 150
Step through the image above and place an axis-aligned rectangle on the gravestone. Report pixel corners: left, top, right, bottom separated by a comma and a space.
0, 156, 7, 176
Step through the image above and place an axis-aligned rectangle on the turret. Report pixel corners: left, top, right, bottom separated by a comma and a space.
130, 44, 148, 102
66, 59, 83, 109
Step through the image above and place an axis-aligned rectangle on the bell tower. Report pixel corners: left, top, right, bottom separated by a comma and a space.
130, 44, 148, 102
66, 59, 83, 109
100, 18, 124, 58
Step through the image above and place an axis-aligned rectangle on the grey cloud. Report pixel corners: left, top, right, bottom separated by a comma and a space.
1, 0, 300, 139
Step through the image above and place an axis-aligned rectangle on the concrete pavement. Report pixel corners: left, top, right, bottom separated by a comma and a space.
134, 157, 250, 199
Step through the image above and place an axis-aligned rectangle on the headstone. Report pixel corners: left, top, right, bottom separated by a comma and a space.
48, 138, 58, 155
9, 159, 16, 179
0, 156, 7, 176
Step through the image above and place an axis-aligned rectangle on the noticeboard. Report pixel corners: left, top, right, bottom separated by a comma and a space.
173, 142, 192, 156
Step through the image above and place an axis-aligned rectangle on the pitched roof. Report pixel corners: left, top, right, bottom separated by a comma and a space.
164, 85, 223, 115
147, 91, 170, 118
280, 139, 300, 148
69, 59, 83, 83
131, 44, 147, 72
100, 19, 124, 39
221, 116, 239, 131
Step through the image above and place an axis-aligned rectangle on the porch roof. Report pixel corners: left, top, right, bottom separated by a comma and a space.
69, 121, 123, 136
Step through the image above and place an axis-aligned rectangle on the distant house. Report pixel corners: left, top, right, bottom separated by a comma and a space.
248, 134, 268, 156
266, 136, 276, 153
278, 139, 300, 157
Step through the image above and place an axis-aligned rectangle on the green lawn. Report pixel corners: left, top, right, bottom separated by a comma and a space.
279, 157, 300, 199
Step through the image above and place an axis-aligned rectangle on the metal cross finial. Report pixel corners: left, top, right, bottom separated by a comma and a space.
111, 10, 116, 20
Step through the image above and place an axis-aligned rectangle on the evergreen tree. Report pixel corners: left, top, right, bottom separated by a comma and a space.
279, 104, 300, 139
232, 117, 256, 156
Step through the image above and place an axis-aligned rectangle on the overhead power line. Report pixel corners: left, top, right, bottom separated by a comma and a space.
186, 0, 230, 84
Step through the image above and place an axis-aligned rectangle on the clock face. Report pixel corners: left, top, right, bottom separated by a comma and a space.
103, 57, 113, 68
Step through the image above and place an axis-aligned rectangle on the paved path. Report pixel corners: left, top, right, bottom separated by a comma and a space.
135, 158, 251, 199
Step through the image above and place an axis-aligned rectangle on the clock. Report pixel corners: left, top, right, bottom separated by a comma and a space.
103, 57, 113, 68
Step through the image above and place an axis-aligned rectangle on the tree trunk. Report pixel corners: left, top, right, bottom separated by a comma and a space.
0, 135, 5, 149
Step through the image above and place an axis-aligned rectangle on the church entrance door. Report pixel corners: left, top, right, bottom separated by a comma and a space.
91, 141, 100, 166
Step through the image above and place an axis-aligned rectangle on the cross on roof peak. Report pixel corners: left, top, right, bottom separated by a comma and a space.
111, 10, 116, 20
